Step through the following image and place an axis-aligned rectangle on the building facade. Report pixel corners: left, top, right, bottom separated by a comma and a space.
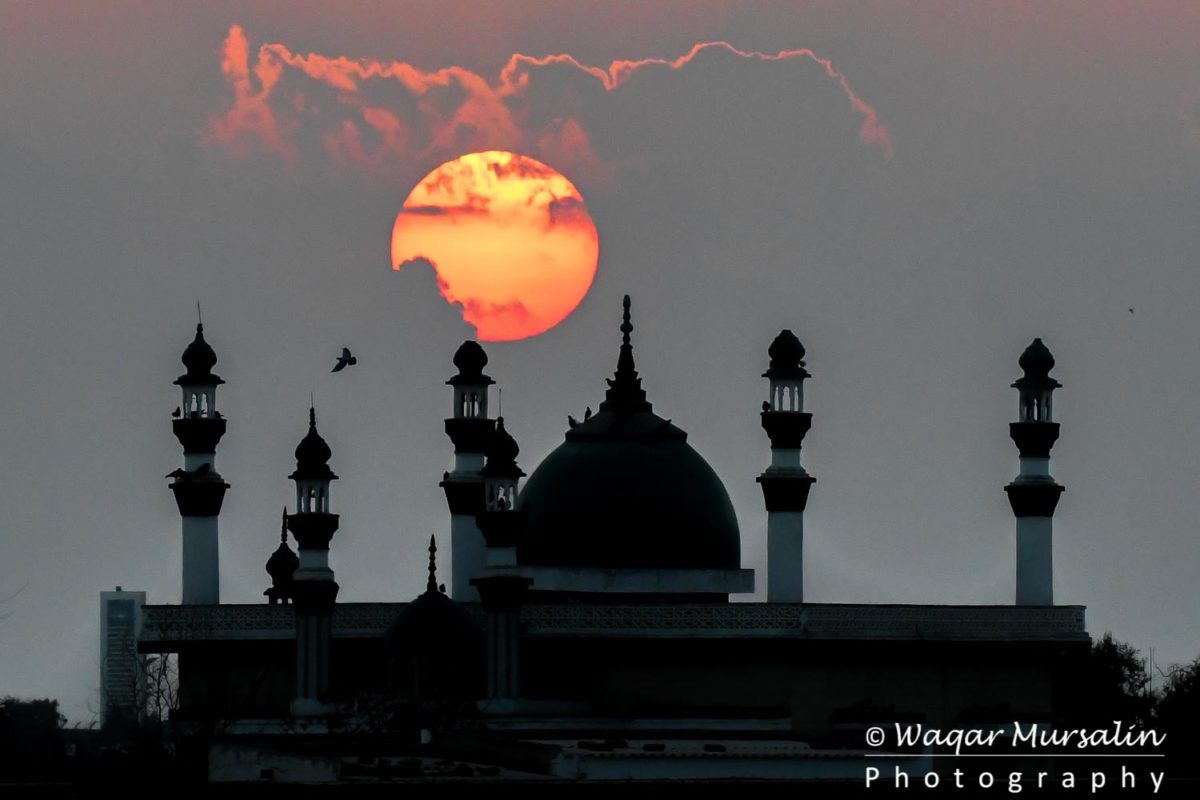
115, 299, 1088, 783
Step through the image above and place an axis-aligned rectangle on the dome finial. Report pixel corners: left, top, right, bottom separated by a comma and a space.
426, 534, 439, 594
280, 507, 288, 543
621, 294, 632, 346
601, 294, 650, 412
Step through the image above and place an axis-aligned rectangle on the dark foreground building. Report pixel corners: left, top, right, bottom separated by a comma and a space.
102, 298, 1089, 785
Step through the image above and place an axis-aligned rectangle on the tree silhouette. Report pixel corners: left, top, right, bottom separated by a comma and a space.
1157, 654, 1200, 778
1068, 632, 1154, 728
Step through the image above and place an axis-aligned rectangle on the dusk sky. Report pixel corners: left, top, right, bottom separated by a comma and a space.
3, 1, 1199, 722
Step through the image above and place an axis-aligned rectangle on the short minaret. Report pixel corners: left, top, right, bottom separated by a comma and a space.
265, 508, 299, 605
168, 323, 228, 605
756, 330, 816, 602
286, 408, 340, 715
477, 418, 526, 568
473, 418, 531, 707
1005, 339, 1064, 606
440, 341, 497, 601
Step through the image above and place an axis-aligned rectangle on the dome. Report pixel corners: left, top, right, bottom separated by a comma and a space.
1018, 338, 1055, 375
480, 417, 524, 479
265, 511, 299, 582
290, 408, 337, 480
175, 323, 224, 386
386, 537, 482, 659
1014, 338, 1061, 391
764, 329, 809, 379
515, 296, 741, 570
448, 340, 494, 386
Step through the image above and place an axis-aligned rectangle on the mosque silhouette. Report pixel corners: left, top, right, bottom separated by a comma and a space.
100, 296, 1087, 784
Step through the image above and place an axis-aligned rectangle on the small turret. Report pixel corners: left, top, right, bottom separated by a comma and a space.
265, 509, 299, 605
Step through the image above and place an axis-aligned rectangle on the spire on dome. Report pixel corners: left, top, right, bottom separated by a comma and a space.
426, 534, 439, 594
600, 295, 650, 412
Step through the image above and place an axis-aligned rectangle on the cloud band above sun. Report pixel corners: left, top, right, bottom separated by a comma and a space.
204, 24, 893, 179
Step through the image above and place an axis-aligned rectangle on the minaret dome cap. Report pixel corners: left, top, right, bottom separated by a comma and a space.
290, 408, 338, 480
265, 510, 299, 580
448, 340, 495, 386
763, 329, 810, 379
481, 416, 525, 479
1013, 338, 1062, 390
1019, 338, 1055, 375
175, 323, 225, 386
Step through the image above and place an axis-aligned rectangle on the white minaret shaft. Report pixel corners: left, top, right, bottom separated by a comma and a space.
450, 514, 486, 600
181, 517, 219, 604
1005, 339, 1064, 606
1016, 517, 1054, 605
767, 510, 806, 602
169, 323, 228, 606
758, 330, 815, 603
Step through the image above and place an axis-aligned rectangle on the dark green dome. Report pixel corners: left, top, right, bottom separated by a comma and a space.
515, 295, 741, 570
386, 536, 482, 659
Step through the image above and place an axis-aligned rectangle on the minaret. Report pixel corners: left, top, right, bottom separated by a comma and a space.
756, 330, 816, 602
477, 418, 526, 568
168, 323, 228, 605
264, 509, 299, 605
286, 408, 340, 715
473, 418, 531, 707
440, 341, 497, 601
1005, 339, 1064, 606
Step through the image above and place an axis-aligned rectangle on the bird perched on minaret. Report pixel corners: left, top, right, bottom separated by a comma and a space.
331, 347, 357, 373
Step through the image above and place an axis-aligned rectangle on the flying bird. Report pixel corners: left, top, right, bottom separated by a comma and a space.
1129, 308, 1135, 314
332, 347, 358, 373
171, 406, 181, 418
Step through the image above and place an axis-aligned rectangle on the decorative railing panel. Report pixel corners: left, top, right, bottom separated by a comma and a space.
140, 602, 1085, 647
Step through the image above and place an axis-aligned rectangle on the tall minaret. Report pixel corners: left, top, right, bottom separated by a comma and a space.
1005, 339, 1064, 606
440, 341, 497, 601
168, 323, 228, 605
757, 330, 816, 602
286, 408, 340, 715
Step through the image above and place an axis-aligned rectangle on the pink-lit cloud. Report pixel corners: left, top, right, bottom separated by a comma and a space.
204, 24, 892, 180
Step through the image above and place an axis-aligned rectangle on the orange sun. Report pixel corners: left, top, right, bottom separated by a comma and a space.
391, 151, 600, 341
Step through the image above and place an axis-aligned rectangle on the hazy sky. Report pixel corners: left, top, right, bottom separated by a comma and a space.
3, 1, 1199, 722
